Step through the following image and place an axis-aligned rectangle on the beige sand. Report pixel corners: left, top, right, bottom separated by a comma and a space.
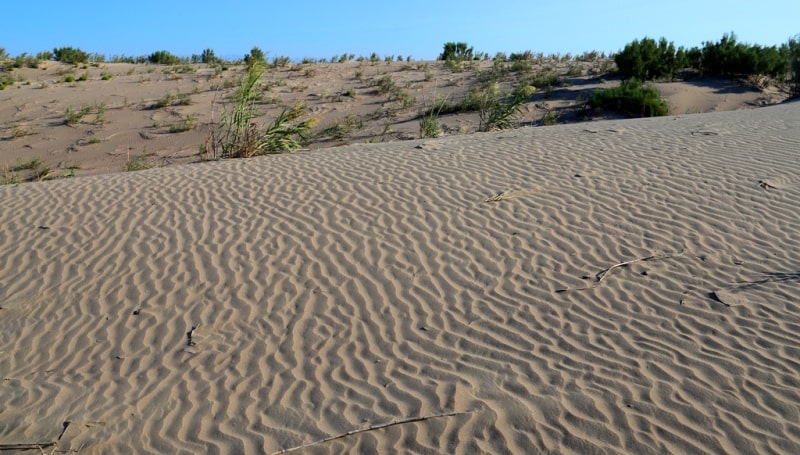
1, 100, 799, 453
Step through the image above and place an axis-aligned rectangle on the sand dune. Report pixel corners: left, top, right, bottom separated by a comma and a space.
1, 101, 799, 453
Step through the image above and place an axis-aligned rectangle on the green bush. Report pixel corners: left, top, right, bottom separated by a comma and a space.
438, 42, 474, 61
787, 36, 800, 95
53, 47, 89, 64
244, 46, 266, 66
589, 79, 669, 117
698, 33, 788, 78
201, 48, 218, 64
615, 37, 682, 81
148, 50, 180, 65
616, 33, 792, 82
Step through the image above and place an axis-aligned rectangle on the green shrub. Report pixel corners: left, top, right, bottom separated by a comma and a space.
615, 37, 681, 81
438, 42, 474, 61
53, 47, 89, 64
699, 33, 788, 78
272, 55, 291, 67
787, 36, 800, 95
244, 46, 266, 67
0, 73, 14, 90
148, 50, 180, 65
201, 48, 218, 64
589, 79, 669, 117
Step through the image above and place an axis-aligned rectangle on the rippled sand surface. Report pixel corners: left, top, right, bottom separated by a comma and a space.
2, 101, 799, 454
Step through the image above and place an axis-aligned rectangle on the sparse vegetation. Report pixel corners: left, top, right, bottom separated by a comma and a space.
65, 102, 105, 125
124, 149, 156, 172
150, 91, 191, 109
3, 157, 56, 182
167, 114, 196, 133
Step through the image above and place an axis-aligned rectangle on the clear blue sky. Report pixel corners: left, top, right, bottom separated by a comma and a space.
3, 1, 798, 61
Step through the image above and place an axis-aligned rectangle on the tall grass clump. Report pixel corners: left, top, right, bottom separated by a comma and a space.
207, 62, 315, 159
589, 79, 669, 117
469, 83, 526, 132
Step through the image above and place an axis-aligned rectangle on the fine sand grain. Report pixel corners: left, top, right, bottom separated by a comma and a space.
1, 101, 799, 453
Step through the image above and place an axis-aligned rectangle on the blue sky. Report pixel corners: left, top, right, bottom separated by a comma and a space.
3, 1, 798, 61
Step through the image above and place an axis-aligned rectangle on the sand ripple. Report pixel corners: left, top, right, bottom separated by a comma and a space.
2, 102, 800, 453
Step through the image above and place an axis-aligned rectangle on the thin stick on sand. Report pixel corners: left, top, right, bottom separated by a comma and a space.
272, 410, 475, 455
557, 249, 685, 292
0, 442, 56, 451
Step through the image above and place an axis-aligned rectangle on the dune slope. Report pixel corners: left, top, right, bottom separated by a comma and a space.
1, 101, 799, 454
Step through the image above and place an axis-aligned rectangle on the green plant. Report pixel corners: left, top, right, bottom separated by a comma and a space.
376, 74, 397, 95
150, 91, 191, 109
273, 56, 291, 67
14, 157, 43, 170
63, 75, 75, 83
419, 96, 448, 138
439, 42, 474, 61
787, 35, 800, 95
589, 78, 669, 117
615, 37, 681, 81
77, 71, 89, 81
566, 65, 583, 77
201, 48, 218, 64
479, 88, 525, 132
1, 164, 22, 185
124, 152, 153, 172
168, 114, 196, 133
65, 102, 105, 125
52, 47, 89, 64
244, 46, 266, 67
0, 73, 14, 90
322, 123, 350, 139
148, 50, 180, 65
208, 63, 315, 158
541, 110, 559, 125
65, 106, 85, 125
101, 72, 112, 80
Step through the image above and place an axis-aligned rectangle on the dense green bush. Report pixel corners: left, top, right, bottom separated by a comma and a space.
200, 48, 218, 64
615, 37, 682, 81
244, 46, 266, 66
589, 79, 669, 117
698, 33, 787, 78
148, 50, 180, 65
787, 36, 800, 95
438, 42, 474, 61
616, 33, 793, 82
53, 47, 89, 64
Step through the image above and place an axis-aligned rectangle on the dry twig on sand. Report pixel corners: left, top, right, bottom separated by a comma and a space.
557, 249, 685, 292
272, 410, 475, 454
0, 442, 56, 451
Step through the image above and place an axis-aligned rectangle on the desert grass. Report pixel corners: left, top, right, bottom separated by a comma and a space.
206, 62, 316, 159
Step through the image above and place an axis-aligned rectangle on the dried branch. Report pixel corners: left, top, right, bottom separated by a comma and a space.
272, 410, 475, 454
557, 249, 685, 293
